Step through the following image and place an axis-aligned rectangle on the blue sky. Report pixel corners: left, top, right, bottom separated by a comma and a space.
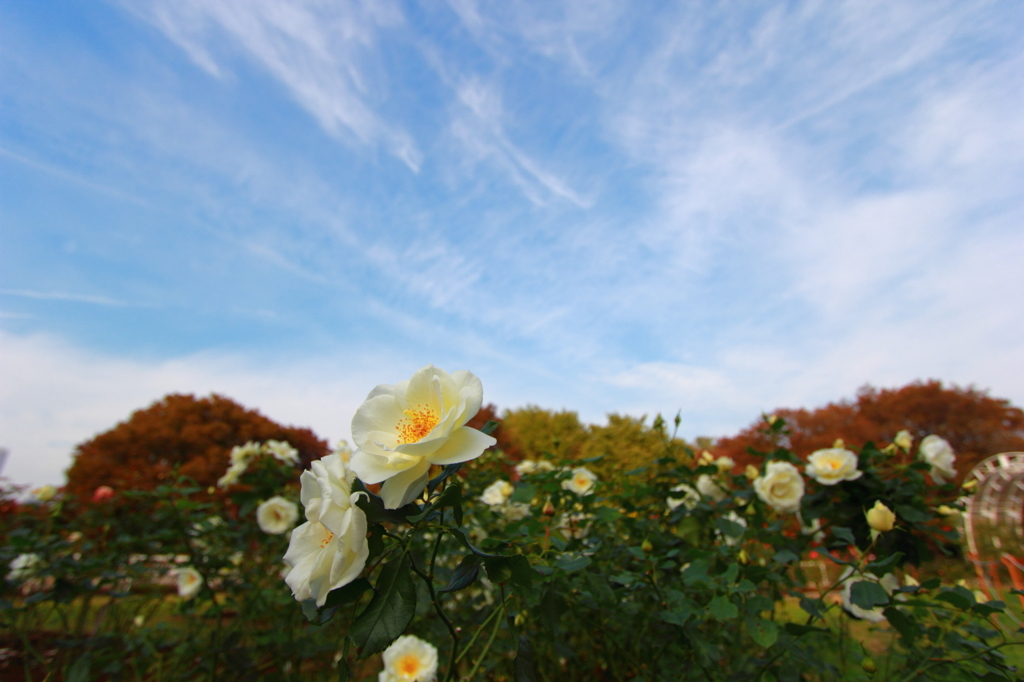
2, 0, 1023, 487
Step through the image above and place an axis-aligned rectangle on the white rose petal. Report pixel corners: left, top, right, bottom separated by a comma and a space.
501, 502, 531, 522
920, 435, 956, 484
480, 480, 514, 506
257, 496, 299, 535
350, 365, 497, 509
696, 474, 727, 501
561, 467, 597, 496
718, 511, 748, 546
7, 553, 42, 583
536, 460, 556, 473
753, 461, 805, 514
667, 483, 700, 511
284, 453, 369, 607
266, 440, 299, 464
894, 430, 913, 451
515, 460, 537, 476
379, 634, 438, 682
839, 567, 899, 622
805, 448, 862, 486
177, 567, 204, 600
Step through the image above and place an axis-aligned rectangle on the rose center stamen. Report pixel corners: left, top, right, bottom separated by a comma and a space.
398, 655, 421, 676
320, 531, 334, 549
395, 405, 439, 444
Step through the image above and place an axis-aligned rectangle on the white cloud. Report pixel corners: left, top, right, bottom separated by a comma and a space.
0, 330, 397, 487
126, 0, 422, 169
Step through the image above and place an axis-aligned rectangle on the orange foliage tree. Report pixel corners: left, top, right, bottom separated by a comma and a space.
714, 380, 1024, 483
64, 394, 328, 499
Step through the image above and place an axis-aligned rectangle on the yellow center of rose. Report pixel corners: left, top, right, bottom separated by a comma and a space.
320, 531, 334, 549
396, 405, 439, 444
397, 654, 421, 677
829, 460, 841, 470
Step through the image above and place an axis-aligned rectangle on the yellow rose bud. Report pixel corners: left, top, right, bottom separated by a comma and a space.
641, 539, 653, 553
865, 501, 896, 533
832, 438, 845, 449
698, 450, 715, 466
937, 505, 956, 516
542, 498, 556, 516
766, 414, 778, 426
862, 657, 877, 673
962, 479, 978, 491
894, 430, 913, 451
737, 549, 749, 565
745, 465, 760, 481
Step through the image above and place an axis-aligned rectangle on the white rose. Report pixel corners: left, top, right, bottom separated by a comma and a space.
7, 553, 42, 582
714, 456, 735, 473
667, 483, 700, 511
893, 430, 913, 451
535, 460, 556, 473
919, 435, 956, 484
696, 474, 726, 501
177, 567, 204, 600
32, 485, 58, 502
561, 467, 597, 496
753, 461, 805, 513
332, 440, 353, 463
257, 496, 299, 535
217, 461, 248, 488
230, 441, 262, 466
556, 513, 592, 540
515, 460, 537, 476
350, 365, 497, 509
718, 510, 748, 546
379, 634, 438, 682
284, 454, 369, 606
501, 502, 531, 522
839, 567, 899, 622
805, 448, 862, 486
480, 480, 514, 506
266, 440, 299, 464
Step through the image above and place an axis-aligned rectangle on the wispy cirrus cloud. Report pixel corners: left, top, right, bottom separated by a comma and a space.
124, 0, 422, 170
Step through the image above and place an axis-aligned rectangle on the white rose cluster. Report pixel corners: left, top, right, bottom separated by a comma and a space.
217, 439, 300, 488
515, 459, 556, 476
283, 453, 369, 607
350, 365, 497, 509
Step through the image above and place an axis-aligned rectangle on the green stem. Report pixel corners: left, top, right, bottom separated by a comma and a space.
465, 599, 506, 681
408, 553, 460, 682
455, 607, 502, 664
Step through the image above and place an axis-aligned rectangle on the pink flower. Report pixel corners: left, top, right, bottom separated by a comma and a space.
92, 486, 114, 503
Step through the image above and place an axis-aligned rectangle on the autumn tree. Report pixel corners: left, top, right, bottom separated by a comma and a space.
714, 380, 1024, 483
64, 393, 328, 499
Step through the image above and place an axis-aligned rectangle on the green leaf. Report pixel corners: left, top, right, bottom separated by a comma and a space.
314, 578, 373, 625
831, 527, 856, 546
514, 635, 538, 682
510, 484, 536, 504
935, 586, 974, 610
448, 527, 502, 558
485, 555, 533, 595
594, 506, 622, 523
894, 504, 932, 524
883, 607, 920, 644
337, 659, 351, 682
849, 581, 890, 610
584, 571, 615, 604
772, 549, 799, 565
355, 489, 423, 525
553, 556, 591, 573
708, 595, 738, 621
65, 655, 91, 682
440, 554, 481, 593
866, 552, 904, 577
350, 555, 417, 657
481, 420, 500, 436
784, 623, 829, 636
746, 618, 779, 649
